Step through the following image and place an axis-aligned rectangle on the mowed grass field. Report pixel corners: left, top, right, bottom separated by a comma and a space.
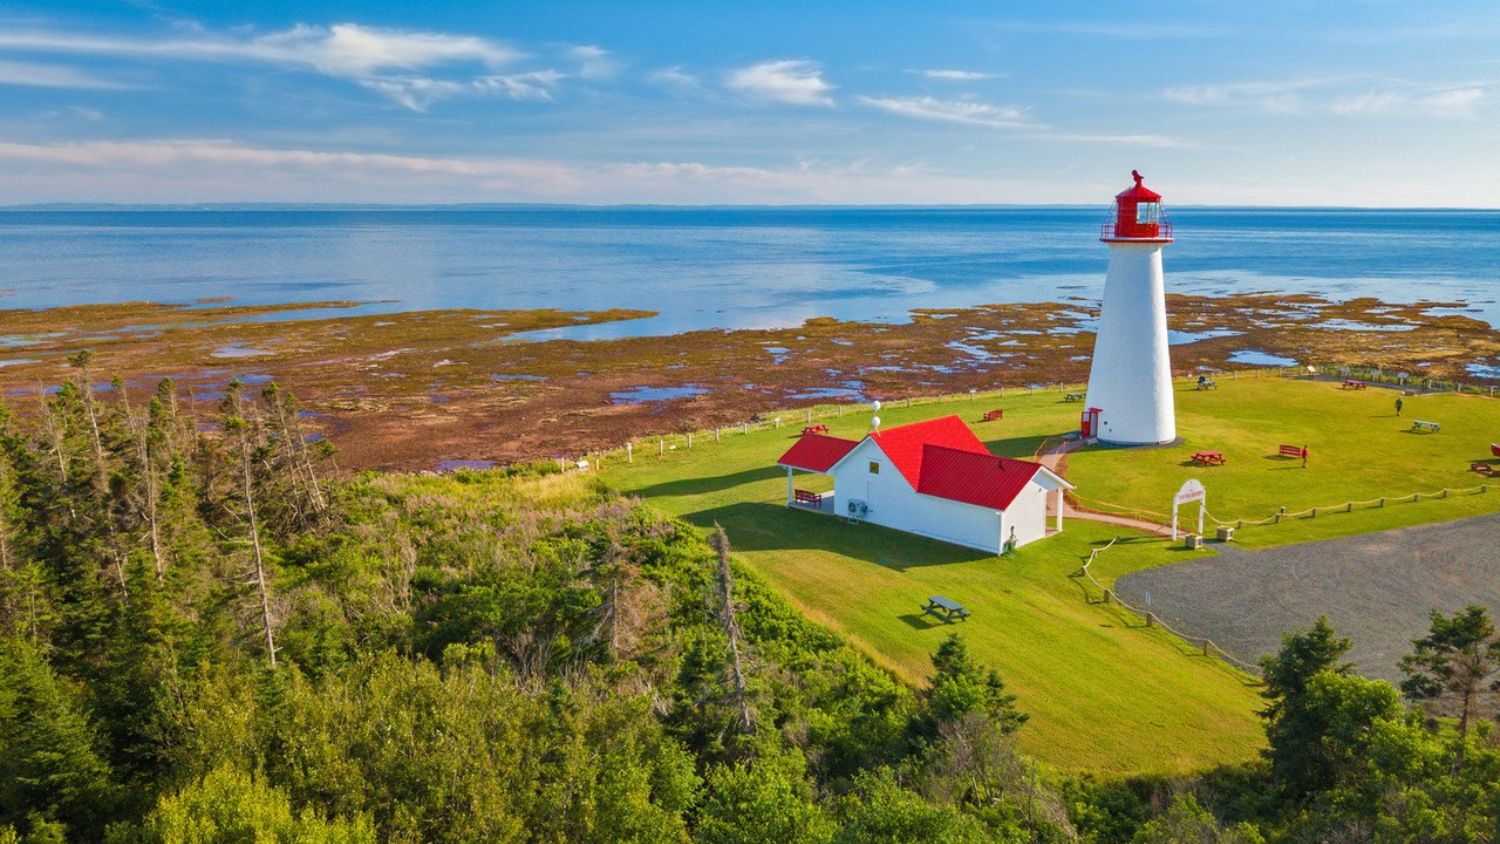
600, 392, 1267, 777
1066, 377, 1500, 548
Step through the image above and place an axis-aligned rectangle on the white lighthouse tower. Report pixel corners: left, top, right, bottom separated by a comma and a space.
1081, 170, 1176, 445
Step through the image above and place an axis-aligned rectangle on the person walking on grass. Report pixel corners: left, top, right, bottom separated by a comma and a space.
1395, 397, 1404, 417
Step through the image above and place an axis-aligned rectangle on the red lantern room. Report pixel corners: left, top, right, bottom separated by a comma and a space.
1102, 170, 1172, 242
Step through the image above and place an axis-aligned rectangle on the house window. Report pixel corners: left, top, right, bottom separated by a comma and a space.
868, 461, 880, 475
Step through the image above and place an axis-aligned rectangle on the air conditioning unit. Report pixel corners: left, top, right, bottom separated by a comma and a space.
846, 499, 869, 520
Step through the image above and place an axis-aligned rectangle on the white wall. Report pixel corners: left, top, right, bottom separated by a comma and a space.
1084, 241, 1177, 445
829, 439, 1001, 554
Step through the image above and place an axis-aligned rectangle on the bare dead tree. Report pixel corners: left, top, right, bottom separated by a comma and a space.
226, 415, 276, 667
711, 524, 755, 735
67, 350, 109, 489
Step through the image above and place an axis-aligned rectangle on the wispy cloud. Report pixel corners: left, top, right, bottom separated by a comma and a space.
0, 24, 548, 109
0, 58, 135, 90
1332, 86, 1485, 119
1165, 77, 1486, 120
858, 95, 1032, 128
726, 59, 833, 106
915, 69, 994, 81
649, 66, 700, 90
567, 45, 617, 80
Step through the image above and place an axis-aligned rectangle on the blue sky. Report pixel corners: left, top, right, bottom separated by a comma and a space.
1, 1, 1497, 205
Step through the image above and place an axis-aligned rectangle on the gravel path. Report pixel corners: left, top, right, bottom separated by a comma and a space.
1115, 514, 1500, 683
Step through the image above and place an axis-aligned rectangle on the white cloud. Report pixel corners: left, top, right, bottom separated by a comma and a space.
0, 59, 134, 90
1423, 87, 1485, 118
567, 45, 617, 80
649, 66, 700, 90
916, 69, 994, 81
726, 60, 833, 106
0, 24, 540, 109
858, 95, 1032, 128
1166, 77, 1485, 120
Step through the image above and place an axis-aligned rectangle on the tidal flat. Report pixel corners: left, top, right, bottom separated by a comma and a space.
0, 293, 1494, 470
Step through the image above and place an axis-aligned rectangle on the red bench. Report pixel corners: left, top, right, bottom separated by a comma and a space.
1278, 444, 1305, 459
981, 409, 1004, 422
1342, 379, 1367, 390
1192, 451, 1226, 466
802, 424, 828, 436
793, 489, 823, 506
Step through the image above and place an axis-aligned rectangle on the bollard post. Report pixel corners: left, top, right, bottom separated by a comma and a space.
775, 417, 781, 429
1203, 641, 1212, 656
626, 442, 633, 463
1442, 488, 1449, 498
1347, 502, 1353, 513
743, 422, 750, 435
1103, 589, 1111, 604
1379, 497, 1385, 507
687, 433, 693, 449
715, 427, 721, 442
1145, 612, 1155, 628
659, 438, 664, 457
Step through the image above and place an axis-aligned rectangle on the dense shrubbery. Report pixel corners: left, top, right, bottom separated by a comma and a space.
2, 368, 1500, 841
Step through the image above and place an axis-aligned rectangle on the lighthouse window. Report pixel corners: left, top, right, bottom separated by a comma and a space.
1136, 202, 1159, 224
868, 461, 880, 475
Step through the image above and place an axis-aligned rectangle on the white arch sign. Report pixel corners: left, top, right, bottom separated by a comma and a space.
1172, 479, 1206, 541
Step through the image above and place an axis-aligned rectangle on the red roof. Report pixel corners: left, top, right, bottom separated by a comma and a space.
776, 415, 1058, 511
868, 415, 989, 489
1115, 169, 1162, 202
777, 432, 859, 472
915, 444, 1044, 511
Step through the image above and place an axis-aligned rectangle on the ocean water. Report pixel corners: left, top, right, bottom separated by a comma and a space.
1, 207, 1497, 339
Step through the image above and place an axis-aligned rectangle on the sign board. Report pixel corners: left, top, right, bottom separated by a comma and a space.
1171, 479, 1206, 541
1173, 479, 1205, 506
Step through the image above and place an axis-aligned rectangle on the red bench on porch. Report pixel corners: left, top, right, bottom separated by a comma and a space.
981, 409, 1004, 422
793, 489, 823, 506
802, 424, 829, 436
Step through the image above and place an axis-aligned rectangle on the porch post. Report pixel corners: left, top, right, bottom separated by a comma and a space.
786, 466, 794, 506
1054, 488, 1064, 532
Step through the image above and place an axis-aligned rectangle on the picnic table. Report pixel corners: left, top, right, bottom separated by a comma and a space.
981, 409, 1004, 422
1196, 378, 1217, 390
1472, 462, 1494, 476
1064, 392, 1085, 402
1191, 450, 1226, 466
921, 595, 970, 624
802, 424, 829, 436
1410, 420, 1441, 433
1342, 379, 1368, 390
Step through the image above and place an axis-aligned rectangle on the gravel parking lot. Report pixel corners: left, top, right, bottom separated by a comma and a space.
1115, 514, 1500, 683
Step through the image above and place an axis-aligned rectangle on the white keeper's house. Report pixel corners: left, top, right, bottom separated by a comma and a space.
776, 415, 1072, 553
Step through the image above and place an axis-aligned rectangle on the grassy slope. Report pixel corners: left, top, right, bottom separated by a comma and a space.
1065, 377, 1500, 549
600, 392, 1266, 778
600, 377, 1500, 776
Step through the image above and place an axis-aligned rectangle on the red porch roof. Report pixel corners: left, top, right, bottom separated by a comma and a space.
777, 432, 859, 472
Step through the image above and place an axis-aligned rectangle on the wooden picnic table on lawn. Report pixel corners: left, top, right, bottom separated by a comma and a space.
802, 424, 829, 436
1410, 420, 1441, 433
1342, 379, 1368, 390
921, 595, 970, 623
1191, 450, 1226, 465
1064, 392, 1084, 402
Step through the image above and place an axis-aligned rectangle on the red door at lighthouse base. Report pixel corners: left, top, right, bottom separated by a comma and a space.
1081, 407, 1102, 439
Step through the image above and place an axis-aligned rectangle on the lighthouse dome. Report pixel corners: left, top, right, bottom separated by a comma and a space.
1102, 169, 1172, 242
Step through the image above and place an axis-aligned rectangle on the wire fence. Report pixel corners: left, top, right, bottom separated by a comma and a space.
1073, 536, 1264, 677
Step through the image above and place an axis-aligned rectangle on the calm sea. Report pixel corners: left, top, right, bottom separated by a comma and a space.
1, 207, 1497, 339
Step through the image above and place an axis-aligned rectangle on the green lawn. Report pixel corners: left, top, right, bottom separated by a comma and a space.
600, 393, 1266, 778
1065, 377, 1500, 548
599, 377, 1500, 777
